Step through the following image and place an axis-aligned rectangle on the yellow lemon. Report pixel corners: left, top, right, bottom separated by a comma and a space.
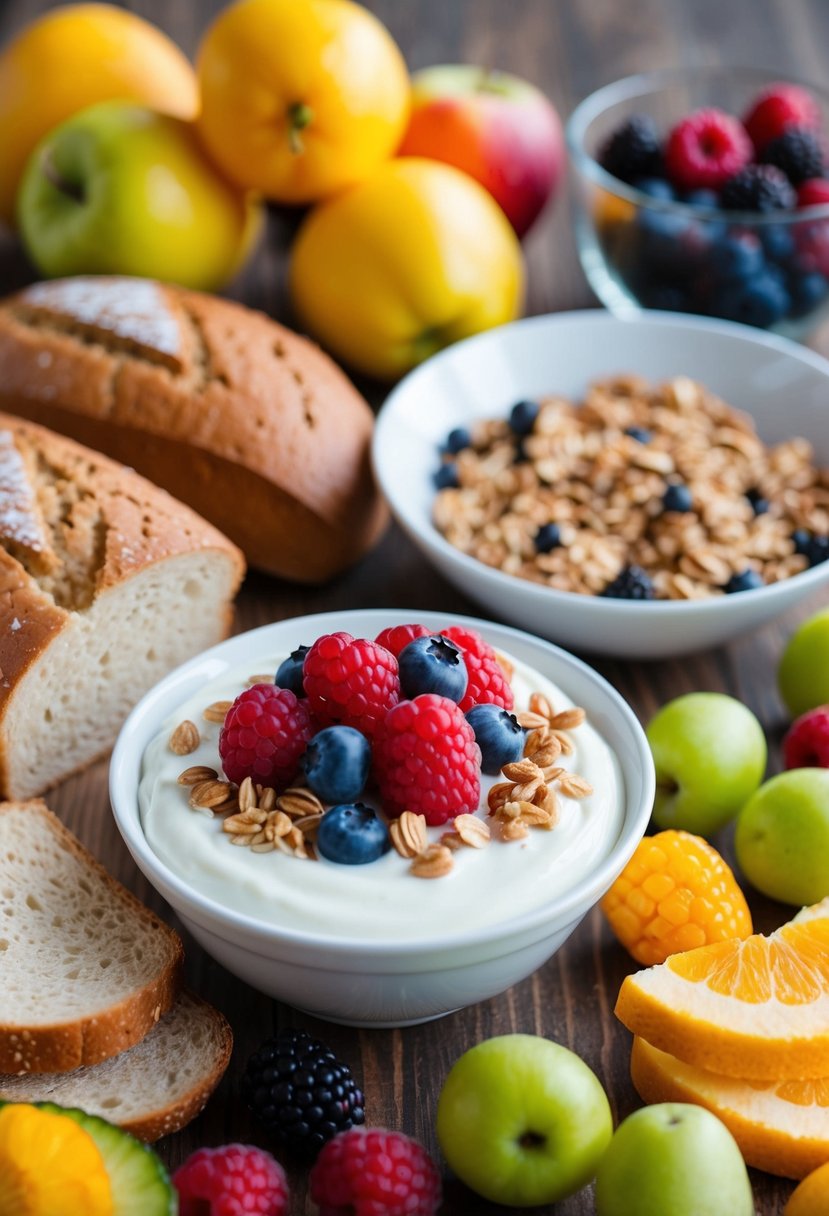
290, 157, 525, 379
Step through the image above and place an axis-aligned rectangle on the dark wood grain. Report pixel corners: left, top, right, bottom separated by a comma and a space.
1, 2, 828, 1213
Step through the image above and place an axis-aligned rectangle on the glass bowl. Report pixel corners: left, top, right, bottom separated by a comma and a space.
566, 66, 829, 340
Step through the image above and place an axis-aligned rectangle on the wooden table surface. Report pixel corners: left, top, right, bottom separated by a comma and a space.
2, 1, 829, 1212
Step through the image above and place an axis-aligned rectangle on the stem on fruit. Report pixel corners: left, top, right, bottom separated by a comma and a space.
287, 102, 314, 155
519, 1131, 546, 1149
40, 150, 85, 203
474, 67, 512, 96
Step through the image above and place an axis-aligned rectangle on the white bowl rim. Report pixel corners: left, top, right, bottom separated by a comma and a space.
373, 309, 829, 618
110, 608, 654, 958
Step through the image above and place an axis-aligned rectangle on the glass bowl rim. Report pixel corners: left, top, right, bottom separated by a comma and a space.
566, 64, 829, 225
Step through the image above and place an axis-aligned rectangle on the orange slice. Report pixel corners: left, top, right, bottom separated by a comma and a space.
616, 898, 829, 1080
786, 1161, 829, 1214
0, 1103, 113, 1215
631, 1037, 829, 1180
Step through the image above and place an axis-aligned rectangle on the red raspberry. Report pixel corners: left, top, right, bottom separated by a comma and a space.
783, 706, 829, 769
173, 1144, 289, 1216
309, 1128, 441, 1216
374, 694, 481, 826
743, 83, 821, 153
375, 623, 431, 657
219, 684, 312, 788
799, 178, 829, 208
303, 632, 400, 738
665, 108, 752, 190
441, 625, 515, 713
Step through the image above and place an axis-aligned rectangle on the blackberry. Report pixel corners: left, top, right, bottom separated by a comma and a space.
720, 164, 797, 212
793, 529, 829, 567
601, 564, 655, 600
243, 1029, 365, 1157
763, 126, 825, 184
598, 114, 663, 185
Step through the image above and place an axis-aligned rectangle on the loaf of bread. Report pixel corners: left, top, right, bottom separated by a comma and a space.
0, 990, 232, 1142
0, 277, 388, 581
0, 801, 184, 1074
0, 413, 244, 799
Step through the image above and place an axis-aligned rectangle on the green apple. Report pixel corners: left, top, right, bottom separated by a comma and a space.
435, 1033, 611, 1207
735, 769, 829, 905
779, 609, 829, 718
646, 693, 766, 836
595, 1103, 754, 1216
17, 101, 261, 291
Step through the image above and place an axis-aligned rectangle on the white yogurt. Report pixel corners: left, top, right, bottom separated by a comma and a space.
139, 652, 625, 941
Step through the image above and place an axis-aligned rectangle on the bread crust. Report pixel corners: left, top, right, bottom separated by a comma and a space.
0, 413, 244, 798
119, 993, 233, 1143
0, 800, 184, 1074
0, 278, 388, 579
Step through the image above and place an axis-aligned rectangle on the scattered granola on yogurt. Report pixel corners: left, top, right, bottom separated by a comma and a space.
432, 375, 829, 600
139, 624, 624, 941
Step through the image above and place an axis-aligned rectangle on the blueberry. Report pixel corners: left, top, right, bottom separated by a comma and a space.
793, 529, 829, 567
465, 705, 525, 775
761, 224, 796, 264
662, 483, 693, 513
746, 487, 770, 516
509, 399, 540, 436
636, 210, 690, 270
724, 569, 764, 593
301, 726, 371, 804
316, 803, 390, 865
398, 634, 468, 702
715, 232, 765, 282
625, 425, 652, 443
444, 426, 472, 454
633, 177, 675, 200
684, 188, 720, 210
534, 522, 561, 553
433, 462, 459, 489
788, 271, 829, 319
601, 565, 655, 600
639, 282, 692, 312
275, 645, 310, 698
716, 267, 791, 328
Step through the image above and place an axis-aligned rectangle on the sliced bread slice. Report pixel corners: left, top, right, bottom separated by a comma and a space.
0, 413, 244, 800
0, 990, 232, 1141
0, 801, 183, 1074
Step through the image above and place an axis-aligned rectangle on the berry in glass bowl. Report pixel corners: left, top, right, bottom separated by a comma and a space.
567, 67, 829, 339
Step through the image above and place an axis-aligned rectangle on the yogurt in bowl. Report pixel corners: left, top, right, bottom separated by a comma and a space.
111, 610, 654, 1027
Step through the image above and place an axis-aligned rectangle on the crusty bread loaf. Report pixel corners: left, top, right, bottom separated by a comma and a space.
0, 801, 184, 1074
0, 276, 388, 581
0, 412, 244, 799
0, 990, 232, 1142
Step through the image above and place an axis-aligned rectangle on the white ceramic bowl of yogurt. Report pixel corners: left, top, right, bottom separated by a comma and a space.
110, 609, 654, 1027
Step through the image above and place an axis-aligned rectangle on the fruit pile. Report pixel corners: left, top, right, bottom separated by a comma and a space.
0, 1, 570, 379
595, 82, 829, 330
215, 623, 522, 863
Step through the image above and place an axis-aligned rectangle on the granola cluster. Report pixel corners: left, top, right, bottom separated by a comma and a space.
169, 681, 594, 880
433, 375, 829, 600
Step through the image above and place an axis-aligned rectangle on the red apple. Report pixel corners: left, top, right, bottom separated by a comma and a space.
398, 64, 564, 238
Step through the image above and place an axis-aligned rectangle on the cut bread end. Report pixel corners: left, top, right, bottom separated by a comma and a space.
1, 549, 241, 800
0, 801, 183, 1073
0, 990, 232, 1142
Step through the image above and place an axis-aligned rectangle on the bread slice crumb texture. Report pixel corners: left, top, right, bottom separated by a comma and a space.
0, 991, 231, 1142
0, 802, 183, 1073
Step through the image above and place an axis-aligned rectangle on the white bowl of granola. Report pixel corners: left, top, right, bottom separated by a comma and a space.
373, 311, 829, 657
110, 609, 653, 1027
